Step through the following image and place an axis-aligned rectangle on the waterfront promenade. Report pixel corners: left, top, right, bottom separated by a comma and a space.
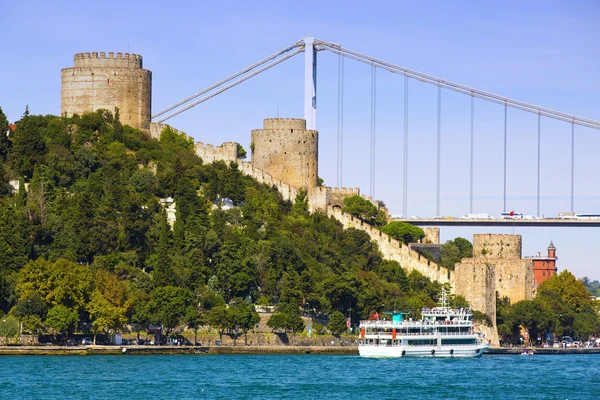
1, 345, 599, 356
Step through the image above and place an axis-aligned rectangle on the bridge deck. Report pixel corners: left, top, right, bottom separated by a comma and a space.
394, 219, 600, 227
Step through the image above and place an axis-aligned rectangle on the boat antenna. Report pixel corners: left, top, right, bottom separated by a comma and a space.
440, 287, 448, 308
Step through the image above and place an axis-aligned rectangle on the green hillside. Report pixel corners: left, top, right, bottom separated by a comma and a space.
0, 107, 450, 340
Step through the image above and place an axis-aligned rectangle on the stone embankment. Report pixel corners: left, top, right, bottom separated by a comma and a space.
0, 345, 357, 356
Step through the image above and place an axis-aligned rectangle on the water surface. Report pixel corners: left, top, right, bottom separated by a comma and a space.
0, 354, 597, 399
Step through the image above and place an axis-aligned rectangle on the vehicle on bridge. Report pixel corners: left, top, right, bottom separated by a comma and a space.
575, 213, 600, 220
501, 212, 523, 219
461, 213, 494, 220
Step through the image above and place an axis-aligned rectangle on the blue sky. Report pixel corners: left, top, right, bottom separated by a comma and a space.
1, 0, 599, 278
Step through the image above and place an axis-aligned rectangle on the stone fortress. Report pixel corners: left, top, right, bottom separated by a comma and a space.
61, 52, 152, 129
251, 118, 318, 191
61, 52, 545, 345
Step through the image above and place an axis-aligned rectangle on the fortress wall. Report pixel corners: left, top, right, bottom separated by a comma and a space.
454, 262, 496, 317
409, 243, 441, 263
330, 187, 360, 208
326, 206, 452, 286
195, 141, 238, 164
150, 122, 191, 140
495, 259, 535, 303
237, 161, 298, 202
61, 52, 151, 129
308, 186, 330, 212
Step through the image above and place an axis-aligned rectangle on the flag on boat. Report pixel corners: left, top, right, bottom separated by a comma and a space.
510, 210, 515, 216
370, 312, 379, 320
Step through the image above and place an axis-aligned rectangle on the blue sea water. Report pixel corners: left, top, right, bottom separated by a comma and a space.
0, 354, 598, 399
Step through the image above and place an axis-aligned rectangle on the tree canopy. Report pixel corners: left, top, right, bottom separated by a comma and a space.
381, 221, 425, 245
342, 195, 387, 227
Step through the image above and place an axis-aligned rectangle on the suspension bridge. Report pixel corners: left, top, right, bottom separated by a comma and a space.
150, 37, 600, 226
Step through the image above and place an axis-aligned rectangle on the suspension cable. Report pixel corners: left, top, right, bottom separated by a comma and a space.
318, 41, 600, 130
152, 40, 303, 119
156, 48, 303, 123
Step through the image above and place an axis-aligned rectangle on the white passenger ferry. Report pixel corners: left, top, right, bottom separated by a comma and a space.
358, 291, 490, 357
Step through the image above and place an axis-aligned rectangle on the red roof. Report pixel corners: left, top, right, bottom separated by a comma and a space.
8, 124, 16, 131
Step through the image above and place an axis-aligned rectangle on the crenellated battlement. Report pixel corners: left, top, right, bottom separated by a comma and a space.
73, 52, 143, 68
263, 118, 307, 131
473, 234, 522, 260
195, 141, 238, 163
332, 187, 360, 195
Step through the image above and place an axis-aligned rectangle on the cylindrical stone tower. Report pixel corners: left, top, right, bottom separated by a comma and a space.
251, 118, 318, 190
61, 52, 152, 129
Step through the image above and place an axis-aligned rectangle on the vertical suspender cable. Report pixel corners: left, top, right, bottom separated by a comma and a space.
470, 94, 474, 214
370, 64, 374, 197
340, 57, 344, 187
503, 102, 508, 213
571, 120, 575, 213
373, 66, 377, 200
403, 76, 409, 217
336, 53, 341, 188
537, 112, 541, 217
436, 85, 441, 217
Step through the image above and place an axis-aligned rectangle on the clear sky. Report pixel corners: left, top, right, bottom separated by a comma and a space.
1, 0, 599, 278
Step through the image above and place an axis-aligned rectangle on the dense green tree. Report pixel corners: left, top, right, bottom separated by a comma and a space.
381, 221, 425, 244
146, 286, 193, 339
328, 311, 348, 337
0, 314, 20, 342
0, 106, 10, 161
205, 305, 230, 340
86, 269, 131, 344
45, 304, 78, 338
440, 237, 473, 269
10, 113, 49, 177
342, 195, 387, 226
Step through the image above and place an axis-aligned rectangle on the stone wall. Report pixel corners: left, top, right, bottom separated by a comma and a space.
237, 161, 299, 202
326, 206, 452, 285
409, 243, 441, 263
251, 118, 318, 191
195, 142, 238, 164
61, 52, 152, 129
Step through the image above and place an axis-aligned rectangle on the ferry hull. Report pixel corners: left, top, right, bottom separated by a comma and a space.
359, 344, 489, 358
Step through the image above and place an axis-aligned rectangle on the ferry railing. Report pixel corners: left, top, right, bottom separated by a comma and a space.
360, 320, 472, 327
364, 331, 475, 337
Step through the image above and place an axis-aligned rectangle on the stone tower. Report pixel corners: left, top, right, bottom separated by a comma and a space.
61, 52, 152, 129
251, 118, 318, 190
